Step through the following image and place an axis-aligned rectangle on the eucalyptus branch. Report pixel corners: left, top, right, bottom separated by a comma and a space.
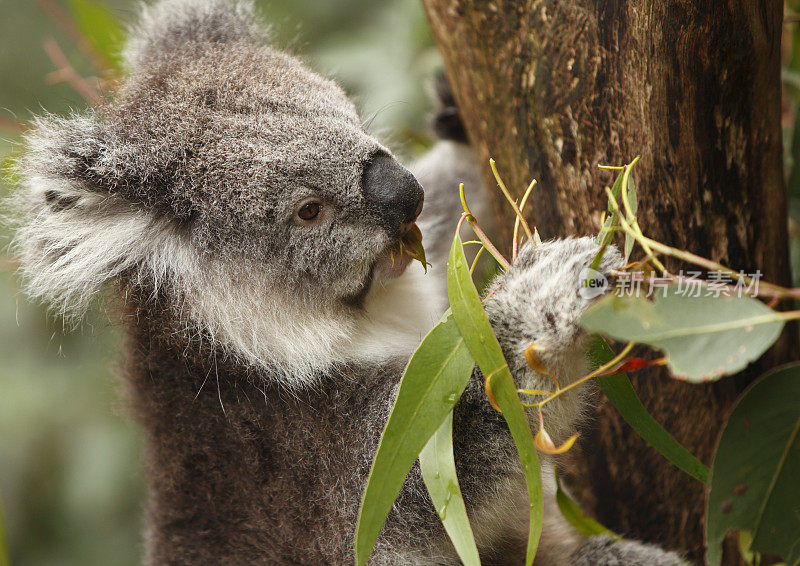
489, 159, 533, 242
621, 252, 664, 271
529, 342, 636, 409
604, 187, 800, 301
617, 157, 668, 275
469, 246, 486, 276
513, 178, 537, 260
458, 184, 510, 269
518, 388, 555, 396
43, 38, 103, 105
34, 0, 113, 73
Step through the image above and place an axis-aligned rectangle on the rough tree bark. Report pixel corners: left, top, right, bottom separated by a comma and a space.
421, 1, 797, 563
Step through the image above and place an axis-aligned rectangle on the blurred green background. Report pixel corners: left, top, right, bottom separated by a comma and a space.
0, 1, 439, 564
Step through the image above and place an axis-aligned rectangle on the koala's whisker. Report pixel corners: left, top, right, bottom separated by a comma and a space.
194, 363, 213, 402
360, 101, 405, 131
214, 353, 226, 418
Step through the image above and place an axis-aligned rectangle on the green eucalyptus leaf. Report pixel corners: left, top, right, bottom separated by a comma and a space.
419, 411, 480, 566
592, 158, 640, 271
623, 177, 637, 265
594, 171, 625, 256
554, 469, 614, 537
354, 315, 475, 566
706, 365, 800, 566
400, 224, 429, 272
580, 286, 784, 382
588, 336, 709, 484
737, 531, 756, 566
447, 232, 543, 566
69, 0, 125, 69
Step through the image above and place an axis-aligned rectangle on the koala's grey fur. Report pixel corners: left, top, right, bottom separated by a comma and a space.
413, 138, 494, 313
9, 0, 686, 564
571, 536, 687, 566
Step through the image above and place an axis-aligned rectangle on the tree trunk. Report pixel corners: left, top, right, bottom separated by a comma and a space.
421, 1, 797, 563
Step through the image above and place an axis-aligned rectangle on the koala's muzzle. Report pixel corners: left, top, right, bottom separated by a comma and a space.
362, 154, 424, 238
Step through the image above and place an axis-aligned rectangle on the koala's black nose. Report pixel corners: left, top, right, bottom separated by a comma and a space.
362, 154, 424, 238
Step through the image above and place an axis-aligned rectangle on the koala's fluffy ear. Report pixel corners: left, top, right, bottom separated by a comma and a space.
124, 0, 266, 71
11, 113, 183, 316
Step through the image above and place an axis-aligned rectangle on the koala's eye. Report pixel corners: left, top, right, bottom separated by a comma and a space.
296, 199, 322, 222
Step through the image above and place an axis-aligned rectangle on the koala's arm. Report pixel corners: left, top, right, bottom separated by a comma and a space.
478, 238, 686, 564
375, 237, 685, 565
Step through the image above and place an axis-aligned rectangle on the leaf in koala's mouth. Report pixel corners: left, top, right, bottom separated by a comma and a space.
393, 224, 429, 272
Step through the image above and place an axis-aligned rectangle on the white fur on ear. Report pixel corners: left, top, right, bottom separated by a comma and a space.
12, 99, 439, 388
10, 111, 169, 315
12, 185, 179, 316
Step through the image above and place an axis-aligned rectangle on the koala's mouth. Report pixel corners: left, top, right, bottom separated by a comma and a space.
345, 223, 426, 307
376, 223, 426, 279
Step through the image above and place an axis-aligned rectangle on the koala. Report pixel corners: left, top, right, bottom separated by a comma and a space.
8, 1, 685, 564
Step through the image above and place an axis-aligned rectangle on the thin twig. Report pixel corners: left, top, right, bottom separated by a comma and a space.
512, 178, 537, 260
458, 184, 510, 269
530, 342, 636, 409
622, 251, 664, 271
617, 157, 668, 274
605, 187, 800, 300
457, 213, 510, 269
0, 116, 24, 133
43, 38, 103, 106
469, 246, 486, 276
34, 0, 112, 72
489, 159, 534, 241
518, 388, 554, 396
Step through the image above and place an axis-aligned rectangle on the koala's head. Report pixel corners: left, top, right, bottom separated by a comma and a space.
11, 0, 432, 385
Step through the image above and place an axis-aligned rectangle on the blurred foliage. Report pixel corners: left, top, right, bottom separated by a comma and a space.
0, 1, 439, 564
784, 1, 800, 286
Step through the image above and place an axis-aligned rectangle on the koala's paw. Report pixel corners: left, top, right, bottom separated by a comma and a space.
482, 237, 621, 430
571, 535, 688, 566
484, 236, 621, 357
